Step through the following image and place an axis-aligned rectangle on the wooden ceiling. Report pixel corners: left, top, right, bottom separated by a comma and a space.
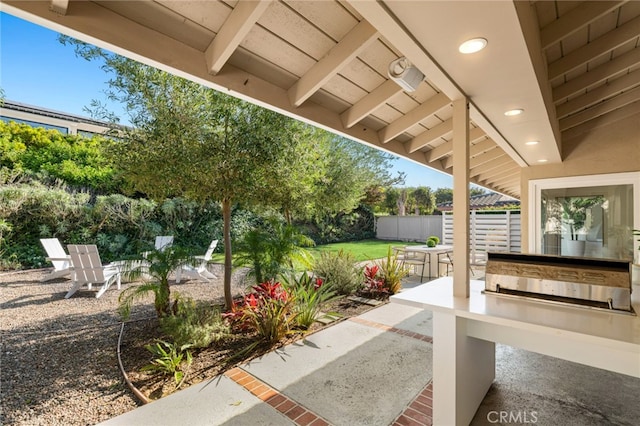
4, 1, 640, 199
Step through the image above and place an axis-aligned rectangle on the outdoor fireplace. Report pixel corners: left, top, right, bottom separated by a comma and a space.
484, 252, 634, 314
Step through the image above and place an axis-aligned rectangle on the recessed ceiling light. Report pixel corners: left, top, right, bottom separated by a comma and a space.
537, 159, 548, 163
504, 109, 524, 116
459, 38, 488, 54
525, 141, 539, 145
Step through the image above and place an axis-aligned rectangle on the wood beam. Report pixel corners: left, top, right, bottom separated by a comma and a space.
442, 139, 496, 169
288, 20, 378, 107
341, 80, 401, 129
553, 46, 640, 102
562, 99, 640, 140
469, 155, 513, 177
540, 1, 626, 49
556, 68, 640, 118
559, 85, 640, 131
205, 0, 272, 75
49, 0, 68, 15
468, 148, 505, 170
548, 14, 640, 80
487, 172, 521, 187
477, 165, 520, 183
424, 127, 486, 162
405, 118, 452, 153
378, 92, 450, 143
452, 98, 470, 298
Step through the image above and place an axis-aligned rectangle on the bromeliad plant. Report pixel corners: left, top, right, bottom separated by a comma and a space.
225, 280, 298, 346
362, 264, 387, 296
374, 247, 409, 295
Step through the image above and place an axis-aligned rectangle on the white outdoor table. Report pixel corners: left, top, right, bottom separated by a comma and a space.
390, 277, 640, 425
403, 245, 453, 279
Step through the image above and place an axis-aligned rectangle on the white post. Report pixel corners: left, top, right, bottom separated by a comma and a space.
452, 98, 470, 297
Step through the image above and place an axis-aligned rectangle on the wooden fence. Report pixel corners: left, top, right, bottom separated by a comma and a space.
376, 210, 521, 257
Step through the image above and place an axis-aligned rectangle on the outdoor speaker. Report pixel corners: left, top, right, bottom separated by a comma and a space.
388, 57, 424, 92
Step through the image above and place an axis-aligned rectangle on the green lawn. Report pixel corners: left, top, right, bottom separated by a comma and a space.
309, 239, 424, 262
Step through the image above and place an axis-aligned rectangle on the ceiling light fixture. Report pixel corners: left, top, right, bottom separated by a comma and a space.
388, 57, 424, 92
537, 159, 548, 163
504, 109, 524, 116
525, 141, 539, 145
459, 38, 488, 54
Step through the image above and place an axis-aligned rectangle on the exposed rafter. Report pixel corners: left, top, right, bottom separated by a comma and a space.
559, 85, 640, 130
341, 80, 401, 129
477, 165, 521, 183
469, 155, 515, 178
288, 20, 379, 107
442, 139, 497, 170
49, 0, 68, 15
424, 127, 486, 163
205, 0, 272, 75
562, 99, 640, 140
405, 119, 452, 154
548, 14, 640, 80
378, 93, 451, 143
540, 1, 626, 49
553, 47, 640, 102
556, 68, 640, 118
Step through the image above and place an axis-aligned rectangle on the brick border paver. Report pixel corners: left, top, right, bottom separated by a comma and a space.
224, 367, 330, 425
348, 316, 433, 343
392, 380, 434, 426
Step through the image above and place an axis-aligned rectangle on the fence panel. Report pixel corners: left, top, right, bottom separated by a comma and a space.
442, 210, 521, 254
376, 216, 443, 242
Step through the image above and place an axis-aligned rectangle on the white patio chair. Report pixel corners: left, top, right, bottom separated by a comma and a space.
40, 238, 71, 282
155, 235, 174, 252
65, 244, 121, 299
175, 240, 218, 284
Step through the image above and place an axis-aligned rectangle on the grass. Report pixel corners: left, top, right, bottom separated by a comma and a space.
309, 239, 423, 262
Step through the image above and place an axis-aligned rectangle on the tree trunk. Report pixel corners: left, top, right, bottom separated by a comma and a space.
222, 198, 233, 310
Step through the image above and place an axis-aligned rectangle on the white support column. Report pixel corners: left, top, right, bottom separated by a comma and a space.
452, 98, 470, 297
432, 311, 495, 425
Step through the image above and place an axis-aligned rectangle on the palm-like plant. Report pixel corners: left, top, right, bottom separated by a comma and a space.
234, 219, 314, 283
118, 246, 194, 319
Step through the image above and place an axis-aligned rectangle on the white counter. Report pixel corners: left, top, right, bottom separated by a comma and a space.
390, 277, 640, 425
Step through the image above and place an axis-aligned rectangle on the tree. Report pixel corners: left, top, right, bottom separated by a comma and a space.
64, 38, 296, 310
411, 187, 436, 214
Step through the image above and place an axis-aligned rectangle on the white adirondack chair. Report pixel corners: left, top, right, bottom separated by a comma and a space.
176, 240, 218, 284
40, 238, 72, 282
155, 235, 173, 252
65, 244, 121, 299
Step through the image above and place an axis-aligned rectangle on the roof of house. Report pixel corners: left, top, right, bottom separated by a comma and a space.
437, 193, 520, 212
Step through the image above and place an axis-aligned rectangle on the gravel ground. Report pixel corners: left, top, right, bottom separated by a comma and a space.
0, 265, 250, 426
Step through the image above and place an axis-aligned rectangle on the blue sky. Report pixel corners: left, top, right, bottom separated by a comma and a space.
1, 12, 453, 189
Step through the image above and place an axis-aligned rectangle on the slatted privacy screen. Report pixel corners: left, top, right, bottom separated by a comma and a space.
442, 210, 521, 259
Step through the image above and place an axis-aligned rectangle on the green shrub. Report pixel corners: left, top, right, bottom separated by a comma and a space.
426, 236, 440, 247
160, 296, 230, 348
282, 272, 337, 330
141, 340, 192, 388
313, 249, 362, 295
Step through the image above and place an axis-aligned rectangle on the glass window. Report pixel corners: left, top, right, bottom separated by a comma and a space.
0, 116, 69, 134
530, 172, 640, 262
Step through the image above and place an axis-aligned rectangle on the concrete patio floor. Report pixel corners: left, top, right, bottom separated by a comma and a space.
100, 272, 640, 425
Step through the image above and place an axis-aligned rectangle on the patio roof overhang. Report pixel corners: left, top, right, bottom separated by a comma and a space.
5, 1, 639, 201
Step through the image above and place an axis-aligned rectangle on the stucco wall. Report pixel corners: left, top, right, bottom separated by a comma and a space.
520, 112, 640, 252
